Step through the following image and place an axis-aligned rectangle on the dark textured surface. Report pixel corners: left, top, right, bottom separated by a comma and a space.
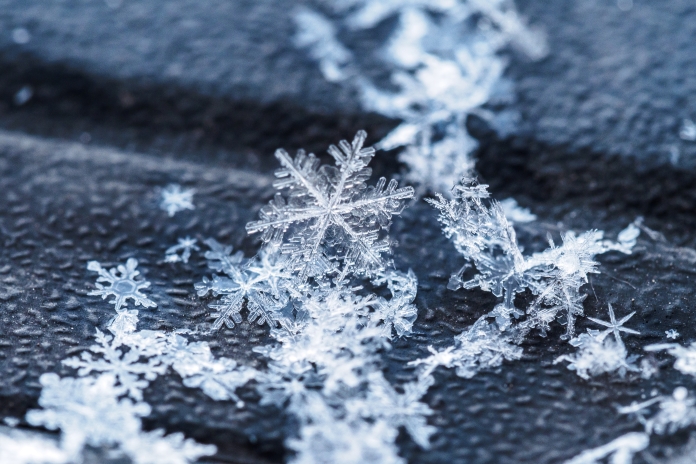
0, 0, 695, 462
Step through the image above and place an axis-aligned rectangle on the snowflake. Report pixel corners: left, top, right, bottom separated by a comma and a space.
63, 329, 167, 400
665, 329, 680, 340
160, 184, 196, 217
195, 239, 288, 330
564, 432, 649, 464
165, 237, 200, 263
555, 304, 639, 379
619, 387, 696, 436
167, 335, 257, 406
26, 373, 151, 457
348, 373, 435, 448
87, 258, 157, 312
26, 372, 216, 463
409, 316, 523, 379
645, 342, 696, 378
246, 131, 414, 280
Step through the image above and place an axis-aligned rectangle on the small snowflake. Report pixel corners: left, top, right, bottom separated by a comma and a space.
165, 237, 200, 264
160, 184, 196, 217
619, 387, 696, 435
666, 329, 680, 340
87, 259, 157, 311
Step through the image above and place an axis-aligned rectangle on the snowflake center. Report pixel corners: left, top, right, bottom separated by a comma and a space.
114, 279, 137, 294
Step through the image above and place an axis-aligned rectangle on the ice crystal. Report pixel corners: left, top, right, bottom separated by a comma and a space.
554, 304, 639, 379
429, 178, 636, 339
160, 184, 196, 217
409, 316, 523, 379
666, 329, 680, 340
564, 432, 649, 464
371, 269, 419, 338
165, 236, 200, 263
195, 238, 289, 330
294, 0, 546, 194
246, 131, 414, 280
87, 258, 157, 311
619, 387, 696, 436
645, 342, 696, 378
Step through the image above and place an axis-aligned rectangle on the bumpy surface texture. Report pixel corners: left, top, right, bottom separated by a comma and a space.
0, 0, 695, 463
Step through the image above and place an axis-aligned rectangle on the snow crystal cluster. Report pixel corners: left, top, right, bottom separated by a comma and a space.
293, 0, 547, 195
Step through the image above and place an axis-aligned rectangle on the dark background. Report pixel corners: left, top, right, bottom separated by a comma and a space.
1, 0, 696, 462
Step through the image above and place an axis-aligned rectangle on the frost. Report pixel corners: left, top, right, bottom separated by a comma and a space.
554, 304, 639, 379
500, 198, 536, 223
665, 329, 680, 340
645, 342, 696, 378
294, 0, 547, 194
195, 238, 289, 330
160, 184, 196, 217
87, 258, 157, 312
165, 236, 199, 263
246, 131, 414, 280
619, 387, 696, 436
371, 269, 419, 338
564, 432, 649, 464
409, 316, 522, 379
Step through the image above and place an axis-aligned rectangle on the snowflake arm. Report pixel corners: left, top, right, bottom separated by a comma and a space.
87, 259, 157, 311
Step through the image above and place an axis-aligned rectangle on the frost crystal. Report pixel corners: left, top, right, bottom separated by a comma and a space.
409, 316, 523, 379
165, 236, 199, 263
294, 0, 547, 194
665, 329, 680, 340
246, 131, 414, 280
645, 342, 696, 378
564, 432, 649, 464
619, 387, 696, 436
500, 198, 537, 223
429, 178, 637, 339
160, 184, 196, 217
0, 428, 69, 464
195, 238, 289, 330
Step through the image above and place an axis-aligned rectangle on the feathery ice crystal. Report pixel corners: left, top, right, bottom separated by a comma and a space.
427, 178, 638, 339
293, 0, 547, 195
246, 130, 414, 280
160, 184, 196, 217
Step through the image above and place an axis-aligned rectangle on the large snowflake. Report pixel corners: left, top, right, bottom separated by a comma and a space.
87, 259, 157, 311
246, 131, 414, 280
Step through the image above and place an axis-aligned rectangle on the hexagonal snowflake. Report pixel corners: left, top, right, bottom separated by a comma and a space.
87, 258, 157, 311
